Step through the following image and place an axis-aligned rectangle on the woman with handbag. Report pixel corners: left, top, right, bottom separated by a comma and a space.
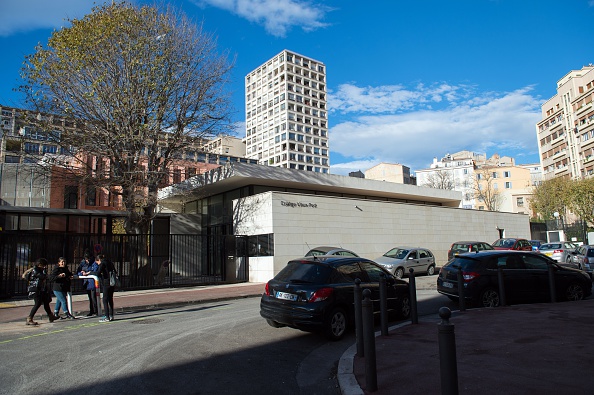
49, 257, 75, 319
94, 254, 116, 322
26, 258, 57, 326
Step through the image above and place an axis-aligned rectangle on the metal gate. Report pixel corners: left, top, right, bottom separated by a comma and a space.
0, 233, 249, 299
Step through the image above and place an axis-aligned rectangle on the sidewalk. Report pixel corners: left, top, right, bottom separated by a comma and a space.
341, 299, 594, 395
0, 282, 265, 324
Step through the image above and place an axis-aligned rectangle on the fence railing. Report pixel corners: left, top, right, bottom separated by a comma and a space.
0, 232, 249, 299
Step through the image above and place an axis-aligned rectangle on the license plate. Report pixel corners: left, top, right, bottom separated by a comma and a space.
544, 252, 553, 256
275, 291, 297, 301
442, 282, 454, 289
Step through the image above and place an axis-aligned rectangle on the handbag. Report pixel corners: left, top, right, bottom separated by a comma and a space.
109, 270, 121, 288
27, 277, 38, 299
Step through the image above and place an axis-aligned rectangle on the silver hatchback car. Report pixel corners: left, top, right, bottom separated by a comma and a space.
568, 245, 594, 277
537, 242, 577, 263
304, 246, 359, 257
374, 247, 436, 279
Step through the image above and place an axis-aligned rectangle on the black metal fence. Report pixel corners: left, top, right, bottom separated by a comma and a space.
0, 232, 249, 299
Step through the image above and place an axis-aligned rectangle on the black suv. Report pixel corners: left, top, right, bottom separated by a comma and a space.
437, 250, 592, 307
260, 256, 410, 340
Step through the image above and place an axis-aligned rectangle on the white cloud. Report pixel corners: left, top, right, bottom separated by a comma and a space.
329, 86, 542, 174
329, 82, 478, 114
0, 0, 105, 37
192, 0, 329, 37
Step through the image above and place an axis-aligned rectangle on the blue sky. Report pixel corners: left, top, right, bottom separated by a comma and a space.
1, 0, 593, 175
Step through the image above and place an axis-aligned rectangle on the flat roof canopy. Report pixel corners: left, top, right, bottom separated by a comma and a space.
159, 163, 462, 208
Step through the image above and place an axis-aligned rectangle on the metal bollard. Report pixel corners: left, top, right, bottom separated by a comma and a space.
379, 273, 388, 336
548, 263, 557, 303
408, 268, 418, 324
497, 266, 507, 307
438, 307, 459, 395
354, 278, 364, 357
362, 289, 377, 392
456, 268, 466, 311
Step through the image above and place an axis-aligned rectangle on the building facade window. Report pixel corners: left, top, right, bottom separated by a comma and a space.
64, 186, 78, 209
517, 197, 524, 207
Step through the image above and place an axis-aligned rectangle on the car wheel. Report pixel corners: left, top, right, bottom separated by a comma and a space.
426, 265, 435, 276
565, 283, 585, 301
325, 308, 348, 341
266, 319, 285, 328
395, 267, 405, 279
479, 287, 500, 307
398, 295, 411, 319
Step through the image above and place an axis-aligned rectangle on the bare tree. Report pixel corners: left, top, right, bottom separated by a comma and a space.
473, 167, 502, 211
19, 1, 234, 235
422, 169, 455, 190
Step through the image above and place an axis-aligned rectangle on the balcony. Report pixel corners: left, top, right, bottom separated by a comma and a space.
575, 101, 593, 116
554, 165, 569, 176
552, 149, 566, 160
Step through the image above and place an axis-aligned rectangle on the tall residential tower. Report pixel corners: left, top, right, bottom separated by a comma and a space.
536, 65, 594, 180
244, 50, 329, 173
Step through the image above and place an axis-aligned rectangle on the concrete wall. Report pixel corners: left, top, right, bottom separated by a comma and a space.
234, 191, 531, 283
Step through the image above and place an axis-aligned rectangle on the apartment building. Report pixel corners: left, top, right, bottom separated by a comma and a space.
202, 134, 246, 158
536, 65, 594, 180
415, 151, 483, 209
415, 151, 536, 214
244, 50, 330, 173
0, 105, 256, 210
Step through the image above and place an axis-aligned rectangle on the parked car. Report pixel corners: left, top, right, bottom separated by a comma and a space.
260, 256, 411, 340
436, 250, 592, 307
537, 242, 577, 263
529, 240, 545, 251
447, 241, 494, 261
304, 246, 359, 257
492, 238, 532, 251
568, 245, 594, 276
374, 247, 436, 279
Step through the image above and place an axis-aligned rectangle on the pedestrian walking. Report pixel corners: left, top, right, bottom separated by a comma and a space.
95, 254, 116, 322
77, 252, 99, 317
49, 257, 75, 319
25, 258, 57, 325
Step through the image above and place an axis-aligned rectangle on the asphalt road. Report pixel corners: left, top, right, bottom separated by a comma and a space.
0, 275, 452, 395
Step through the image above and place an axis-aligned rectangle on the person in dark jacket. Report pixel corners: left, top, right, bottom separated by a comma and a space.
49, 257, 75, 319
26, 258, 57, 325
77, 252, 99, 316
94, 254, 116, 322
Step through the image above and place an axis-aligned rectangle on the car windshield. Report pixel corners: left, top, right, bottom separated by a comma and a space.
452, 243, 471, 252
275, 261, 332, 284
305, 249, 328, 256
384, 248, 409, 259
587, 249, 594, 258
493, 239, 515, 248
